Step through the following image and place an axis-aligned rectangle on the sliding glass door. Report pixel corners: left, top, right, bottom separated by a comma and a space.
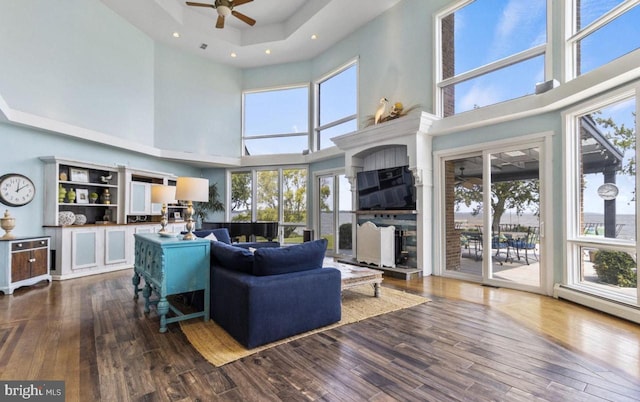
442, 140, 546, 293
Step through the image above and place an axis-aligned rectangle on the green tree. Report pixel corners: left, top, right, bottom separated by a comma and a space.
593, 112, 636, 177
456, 179, 539, 231
231, 172, 251, 221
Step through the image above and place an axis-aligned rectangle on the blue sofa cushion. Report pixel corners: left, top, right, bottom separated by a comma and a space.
193, 228, 232, 244
252, 239, 327, 276
210, 241, 254, 273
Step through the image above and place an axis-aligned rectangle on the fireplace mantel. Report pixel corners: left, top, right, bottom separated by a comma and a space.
331, 111, 439, 275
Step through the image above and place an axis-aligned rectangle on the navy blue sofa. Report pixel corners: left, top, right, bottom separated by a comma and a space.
192, 229, 342, 349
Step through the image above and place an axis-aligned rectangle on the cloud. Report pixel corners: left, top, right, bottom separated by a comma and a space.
458, 83, 503, 112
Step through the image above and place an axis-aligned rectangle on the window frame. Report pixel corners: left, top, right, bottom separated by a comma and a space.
563, 84, 639, 306
242, 84, 311, 156
434, 0, 551, 117
227, 166, 309, 243
314, 59, 359, 151
566, 0, 640, 80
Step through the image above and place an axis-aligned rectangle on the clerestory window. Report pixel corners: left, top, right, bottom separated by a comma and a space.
436, 0, 547, 117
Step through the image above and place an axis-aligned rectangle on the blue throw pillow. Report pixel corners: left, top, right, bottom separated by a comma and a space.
252, 239, 327, 276
210, 241, 254, 273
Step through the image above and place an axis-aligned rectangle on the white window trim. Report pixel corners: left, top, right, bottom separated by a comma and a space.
566, 0, 640, 80
434, 0, 552, 117
242, 83, 311, 156
561, 82, 639, 312
313, 58, 359, 151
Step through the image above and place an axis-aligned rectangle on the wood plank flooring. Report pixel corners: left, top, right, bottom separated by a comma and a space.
0, 269, 639, 401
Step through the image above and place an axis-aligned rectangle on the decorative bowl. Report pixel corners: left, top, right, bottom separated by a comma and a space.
58, 211, 76, 226
74, 214, 87, 225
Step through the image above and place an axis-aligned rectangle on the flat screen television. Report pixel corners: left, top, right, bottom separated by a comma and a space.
357, 165, 416, 211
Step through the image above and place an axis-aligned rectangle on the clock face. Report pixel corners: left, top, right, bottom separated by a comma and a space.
0, 174, 36, 207
597, 183, 619, 201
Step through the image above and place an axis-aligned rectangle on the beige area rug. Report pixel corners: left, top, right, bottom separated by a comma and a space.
180, 285, 430, 367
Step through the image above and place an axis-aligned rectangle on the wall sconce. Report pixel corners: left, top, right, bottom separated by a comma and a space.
175, 177, 209, 240
151, 184, 176, 234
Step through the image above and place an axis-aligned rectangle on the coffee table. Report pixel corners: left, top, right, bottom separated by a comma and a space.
334, 264, 383, 297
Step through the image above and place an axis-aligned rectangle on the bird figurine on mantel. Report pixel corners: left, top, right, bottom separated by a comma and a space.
374, 97, 389, 125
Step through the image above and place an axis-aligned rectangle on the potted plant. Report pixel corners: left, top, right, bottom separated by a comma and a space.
89, 192, 99, 203
193, 183, 224, 229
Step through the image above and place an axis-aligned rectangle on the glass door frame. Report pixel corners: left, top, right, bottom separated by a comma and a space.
313, 168, 354, 258
434, 133, 554, 295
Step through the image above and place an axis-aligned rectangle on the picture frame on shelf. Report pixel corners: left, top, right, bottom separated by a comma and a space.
172, 212, 184, 222
76, 189, 89, 204
69, 168, 89, 183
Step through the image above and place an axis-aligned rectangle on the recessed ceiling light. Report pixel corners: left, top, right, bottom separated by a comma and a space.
172, 32, 180, 38
231, 52, 237, 58
311, 34, 317, 40
265, 49, 271, 55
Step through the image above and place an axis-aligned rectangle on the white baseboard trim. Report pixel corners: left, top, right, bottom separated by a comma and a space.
553, 284, 640, 324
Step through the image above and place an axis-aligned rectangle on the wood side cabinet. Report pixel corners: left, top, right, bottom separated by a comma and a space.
0, 236, 52, 294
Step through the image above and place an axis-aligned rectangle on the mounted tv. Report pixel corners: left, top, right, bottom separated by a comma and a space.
357, 165, 416, 211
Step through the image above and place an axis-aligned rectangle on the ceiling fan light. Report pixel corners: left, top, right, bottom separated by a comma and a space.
217, 5, 231, 17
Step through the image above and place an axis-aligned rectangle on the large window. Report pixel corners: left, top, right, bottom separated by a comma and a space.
243, 86, 309, 155
570, 0, 640, 77
229, 167, 308, 244
437, 0, 547, 116
566, 91, 638, 307
315, 62, 358, 150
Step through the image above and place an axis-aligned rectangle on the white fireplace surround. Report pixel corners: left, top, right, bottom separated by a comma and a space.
332, 111, 440, 275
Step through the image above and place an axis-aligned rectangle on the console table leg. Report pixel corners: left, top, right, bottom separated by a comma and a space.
157, 297, 169, 333
143, 282, 152, 313
132, 272, 141, 300
374, 283, 381, 298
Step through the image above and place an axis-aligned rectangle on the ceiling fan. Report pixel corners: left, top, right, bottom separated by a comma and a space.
455, 167, 482, 189
186, 0, 256, 29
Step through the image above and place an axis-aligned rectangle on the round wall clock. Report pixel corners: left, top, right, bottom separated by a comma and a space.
0, 173, 36, 207
597, 183, 619, 201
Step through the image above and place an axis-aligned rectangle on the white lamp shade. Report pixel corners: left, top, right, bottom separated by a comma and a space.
151, 185, 176, 204
175, 177, 209, 202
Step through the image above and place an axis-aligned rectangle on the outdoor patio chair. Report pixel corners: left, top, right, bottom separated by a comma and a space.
510, 226, 539, 265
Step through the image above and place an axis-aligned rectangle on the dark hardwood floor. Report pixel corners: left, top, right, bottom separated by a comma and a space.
1, 268, 639, 401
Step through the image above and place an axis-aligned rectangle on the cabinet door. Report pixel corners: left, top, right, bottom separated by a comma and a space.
129, 182, 150, 214
72, 230, 98, 269
31, 248, 49, 277
105, 228, 127, 265
11, 250, 31, 282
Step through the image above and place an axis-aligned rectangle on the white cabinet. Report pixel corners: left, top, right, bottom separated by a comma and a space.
129, 182, 153, 215
45, 225, 131, 280
357, 221, 396, 268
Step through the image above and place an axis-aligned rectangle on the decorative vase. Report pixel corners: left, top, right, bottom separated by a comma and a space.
58, 211, 76, 226
102, 189, 111, 204
74, 214, 87, 225
58, 184, 67, 203
67, 188, 76, 203
1, 210, 16, 240
90, 193, 98, 204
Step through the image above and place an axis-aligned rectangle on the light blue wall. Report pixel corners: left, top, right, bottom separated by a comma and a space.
154, 44, 243, 157
0, 122, 202, 236
0, 0, 155, 144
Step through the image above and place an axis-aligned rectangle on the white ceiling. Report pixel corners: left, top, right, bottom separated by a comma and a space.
100, 0, 402, 68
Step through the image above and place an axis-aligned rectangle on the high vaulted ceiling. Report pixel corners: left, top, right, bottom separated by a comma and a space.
100, 0, 402, 68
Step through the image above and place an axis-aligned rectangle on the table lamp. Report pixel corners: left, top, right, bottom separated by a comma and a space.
151, 184, 176, 234
175, 177, 209, 240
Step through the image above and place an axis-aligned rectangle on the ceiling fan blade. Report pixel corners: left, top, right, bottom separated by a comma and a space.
232, 10, 256, 26
231, 0, 253, 6
216, 15, 225, 29
186, 2, 216, 8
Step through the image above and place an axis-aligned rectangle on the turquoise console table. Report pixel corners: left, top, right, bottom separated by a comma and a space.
133, 233, 210, 333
